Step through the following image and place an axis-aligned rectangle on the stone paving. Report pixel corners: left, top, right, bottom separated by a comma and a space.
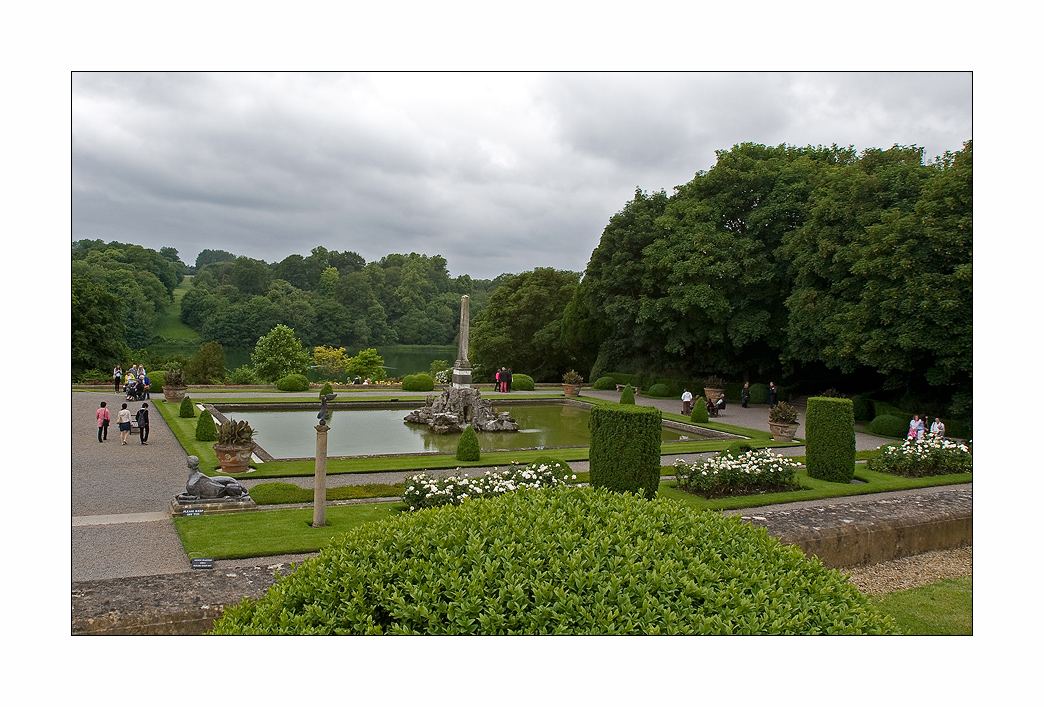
71, 387, 900, 582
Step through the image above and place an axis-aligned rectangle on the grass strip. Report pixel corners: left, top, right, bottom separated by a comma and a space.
174, 502, 405, 559
870, 576, 972, 635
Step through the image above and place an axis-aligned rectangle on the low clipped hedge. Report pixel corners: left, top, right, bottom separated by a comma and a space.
805, 397, 855, 483
277, 373, 310, 392
402, 373, 435, 391
209, 486, 897, 635
869, 414, 907, 439
511, 373, 535, 391
589, 403, 661, 499
747, 383, 769, 405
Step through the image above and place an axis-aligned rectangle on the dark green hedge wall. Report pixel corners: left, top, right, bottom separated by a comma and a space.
805, 397, 855, 483
589, 403, 661, 499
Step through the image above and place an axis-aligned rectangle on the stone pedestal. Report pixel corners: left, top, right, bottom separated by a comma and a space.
169, 496, 256, 516
313, 424, 329, 528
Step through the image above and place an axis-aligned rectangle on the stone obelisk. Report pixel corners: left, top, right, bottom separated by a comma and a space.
452, 295, 473, 388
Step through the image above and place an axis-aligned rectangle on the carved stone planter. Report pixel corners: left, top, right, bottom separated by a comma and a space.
164, 386, 188, 404
562, 384, 582, 397
212, 443, 254, 474
768, 421, 798, 442
703, 387, 725, 404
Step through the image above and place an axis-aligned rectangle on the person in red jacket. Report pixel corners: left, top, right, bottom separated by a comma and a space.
96, 401, 111, 443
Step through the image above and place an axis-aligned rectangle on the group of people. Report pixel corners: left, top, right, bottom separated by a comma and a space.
680, 389, 726, 415
908, 414, 946, 441
495, 367, 513, 393
96, 401, 150, 445
114, 363, 150, 400
740, 381, 777, 409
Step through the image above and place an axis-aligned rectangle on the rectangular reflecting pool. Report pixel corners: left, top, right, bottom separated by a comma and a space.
236, 403, 714, 459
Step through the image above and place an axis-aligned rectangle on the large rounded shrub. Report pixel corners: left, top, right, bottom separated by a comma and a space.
646, 383, 669, 398
868, 414, 907, 438
402, 373, 435, 391
747, 383, 769, 405
210, 486, 896, 635
510, 373, 535, 391
593, 376, 617, 391
277, 374, 310, 392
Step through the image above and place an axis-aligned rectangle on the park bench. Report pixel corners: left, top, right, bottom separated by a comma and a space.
615, 384, 641, 395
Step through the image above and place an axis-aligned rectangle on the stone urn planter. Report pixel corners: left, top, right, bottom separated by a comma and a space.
213, 419, 256, 474
562, 370, 584, 397
212, 443, 255, 474
768, 421, 798, 442
162, 368, 187, 403
703, 376, 726, 405
768, 402, 799, 442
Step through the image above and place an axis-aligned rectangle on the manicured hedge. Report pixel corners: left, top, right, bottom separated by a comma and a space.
195, 410, 217, 441
511, 373, 535, 391
869, 414, 907, 439
851, 394, 874, 421
277, 373, 310, 392
589, 403, 661, 499
179, 396, 196, 418
456, 425, 480, 461
805, 397, 855, 483
402, 373, 435, 391
593, 376, 617, 391
747, 383, 769, 405
690, 396, 709, 423
619, 385, 636, 405
646, 383, 669, 398
209, 486, 896, 635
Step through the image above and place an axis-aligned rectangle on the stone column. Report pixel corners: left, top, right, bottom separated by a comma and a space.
452, 294, 473, 388
313, 424, 329, 527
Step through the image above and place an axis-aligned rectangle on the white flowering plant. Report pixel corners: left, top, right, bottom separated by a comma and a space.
403, 457, 576, 511
674, 448, 800, 497
866, 436, 972, 478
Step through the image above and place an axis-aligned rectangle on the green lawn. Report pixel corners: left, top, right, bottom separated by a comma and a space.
871, 576, 972, 635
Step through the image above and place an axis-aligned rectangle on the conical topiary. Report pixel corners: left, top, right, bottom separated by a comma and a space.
620, 384, 636, 405
456, 425, 481, 461
179, 396, 197, 418
195, 410, 218, 441
690, 397, 709, 423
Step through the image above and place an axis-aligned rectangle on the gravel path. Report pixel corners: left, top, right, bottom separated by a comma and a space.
845, 546, 972, 594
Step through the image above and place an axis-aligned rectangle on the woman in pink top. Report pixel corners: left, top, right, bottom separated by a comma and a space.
96, 401, 111, 443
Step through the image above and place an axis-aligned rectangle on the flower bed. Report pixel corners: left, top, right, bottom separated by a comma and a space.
866, 437, 972, 478
674, 449, 801, 498
403, 457, 576, 511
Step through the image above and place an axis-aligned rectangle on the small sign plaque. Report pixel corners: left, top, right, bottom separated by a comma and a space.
182, 508, 205, 516
191, 558, 215, 569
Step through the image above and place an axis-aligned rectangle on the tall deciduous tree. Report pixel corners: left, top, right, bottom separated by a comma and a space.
250, 324, 310, 382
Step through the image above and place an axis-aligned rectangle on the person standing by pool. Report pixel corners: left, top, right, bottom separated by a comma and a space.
117, 403, 133, 445
96, 401, 110, 443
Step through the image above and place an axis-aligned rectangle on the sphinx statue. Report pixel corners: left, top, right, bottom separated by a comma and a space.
176, 455, 250, 501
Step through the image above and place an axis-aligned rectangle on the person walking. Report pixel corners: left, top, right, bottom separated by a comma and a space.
96, 401, 110, 443
135, 403, 150, 445
117, 403, 133, 445
113, 364, 123, 393
681, 388, 693, 415
741, 382, 750, 408
505, 368, 513, 393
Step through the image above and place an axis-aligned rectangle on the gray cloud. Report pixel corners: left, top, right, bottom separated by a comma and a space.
72, 71, 972, 280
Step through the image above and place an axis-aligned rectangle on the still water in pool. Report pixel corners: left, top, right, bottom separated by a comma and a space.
239, 404, 708, 458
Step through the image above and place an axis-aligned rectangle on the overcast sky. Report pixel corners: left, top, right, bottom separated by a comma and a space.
72, 71, 971, 280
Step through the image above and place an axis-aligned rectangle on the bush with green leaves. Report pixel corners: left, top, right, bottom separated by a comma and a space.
456, 425, 481, 461
402, 373, 435, 391
866, 437, 972, 478
77, 369, 110, 384
619, 384, 636, 405
195, 410, 217, 441
251, 324, 310, 382
511, 373, 535, 391
589, 403, 661, 499
851, 394, 874, 421
747, 383, 769, 405
805, 396, 855, 483
673, 448, 800, 497
186, 341, 226, 384
593, 376, 617, 390
403, 457, 574, 510
277, 373, 310, 392
179, 396, 197, 418
319, 382, 334, 398
428, 359, 450, 380
226, 365, 259, 385
869, 414, 907, 439
210, 485, 896, 635
646, 383, 669, 398
690, 396, 709, 423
